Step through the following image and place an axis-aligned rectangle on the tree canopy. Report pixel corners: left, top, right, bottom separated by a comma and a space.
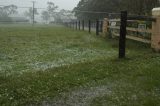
41, 2, 75, 23
0, 5, 18, 22
74, 0, 160, 19
24, 8, 39, 22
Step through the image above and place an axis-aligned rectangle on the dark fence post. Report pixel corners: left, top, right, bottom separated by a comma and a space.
73, 22, 74, 29
70, 22, 72, 28
82, 20, 84, 31
119, 11, 127, 58
79, 20, 80, 30
96, 19, 99, 35
76, 21, 78, 30
100, 21, 103, 32
89, 20, 91, 33
72, 21, 74, 28
73, 21, 74, 29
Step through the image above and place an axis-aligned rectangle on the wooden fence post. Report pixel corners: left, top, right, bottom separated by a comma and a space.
119, 11, 127, 58
89, 20, 91, 33
96, 19, 99, 35
152, 8, 160, 52
103, 18, 109, 37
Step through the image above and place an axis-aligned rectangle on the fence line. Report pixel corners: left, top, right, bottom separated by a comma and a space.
66, 19, 104, 36
66, 10, 159, 58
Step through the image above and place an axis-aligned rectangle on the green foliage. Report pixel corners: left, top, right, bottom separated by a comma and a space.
47, 2, 58, 16
54, 9, 75, 23
47, 2, 58, 20
43, 2, 75, 23
74, 0, 121, 20
74, 0, 160, 19
120, 0, 159, 15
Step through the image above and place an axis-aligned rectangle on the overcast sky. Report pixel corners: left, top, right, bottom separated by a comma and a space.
0, 0, 80, 10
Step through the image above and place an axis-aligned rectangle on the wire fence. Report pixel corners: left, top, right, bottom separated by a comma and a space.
66, 11, 153, 43
65, 19, 104, 36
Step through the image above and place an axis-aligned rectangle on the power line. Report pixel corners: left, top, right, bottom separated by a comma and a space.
0, 4, 46, 10
72, 10, 122, 18
73, 10, 152, 17
0, 4, 69, 14
73, 10, 109, 14
73, 10, 121, 15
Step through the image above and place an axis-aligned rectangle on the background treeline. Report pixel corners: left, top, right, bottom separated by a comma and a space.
0, 2, 75, 23
74, 0, 160, 20
0, 5, 18, 22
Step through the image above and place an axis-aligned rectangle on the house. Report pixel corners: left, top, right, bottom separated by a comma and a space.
10, 17, 29, 23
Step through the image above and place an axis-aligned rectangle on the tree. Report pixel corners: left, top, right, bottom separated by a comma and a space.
3, 5, 18, 15
41, 11, 50, 23
60, 9, 75, 20
24, 7, 39, 22
74, 0, 160, 19
0, 4, 18, 22
74, 0, 121, 20
53, 9, 75, 23
120, 0, 159, 15
47, 2, 58, 18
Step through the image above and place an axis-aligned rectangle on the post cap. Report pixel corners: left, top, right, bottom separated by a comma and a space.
152, 7, 160, 16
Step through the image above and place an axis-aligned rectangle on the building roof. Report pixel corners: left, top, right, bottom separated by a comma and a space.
10, 17, 29, 22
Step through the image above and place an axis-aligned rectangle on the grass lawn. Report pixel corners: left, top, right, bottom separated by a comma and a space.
0, 25, 160, 106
